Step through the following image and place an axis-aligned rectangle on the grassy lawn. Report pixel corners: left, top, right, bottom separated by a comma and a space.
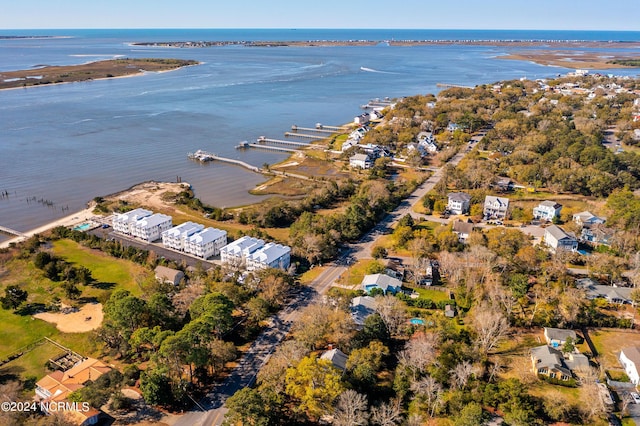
404, 286, 451, 303
336, 259, 384, 288
52, 239, 147, 298
0, 308, 58, 360
587, 328, 640, 370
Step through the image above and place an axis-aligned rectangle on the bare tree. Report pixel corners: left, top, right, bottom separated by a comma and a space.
333, 390, 369, 426
398, 332, 438, 377
578, 367, 606, 423
450, 360, 474, 390
406, 414, 424, 426
410, 375, 443, 418
471, 302, 509, 355
370, 397, 403, 426
375, 295, 407, 336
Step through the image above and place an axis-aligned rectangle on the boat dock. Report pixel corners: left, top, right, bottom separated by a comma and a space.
361, 97, 394, 109
188, 150, 261, 173
290, 125, 336, 134
247, 143, 298, 153
256, 136, 323, 149
314, 123, 349, 131
283, 132, 324, 140
0, 225, 25, 238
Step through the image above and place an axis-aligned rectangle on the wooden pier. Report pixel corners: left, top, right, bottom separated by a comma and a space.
0, 225, 25, 238
290, 125, 336, 134
247, 143, 298, 153
315, 123, 349, 131
257, 136, 323, 149
283, 132, 324, 140
188, 150, 261, 173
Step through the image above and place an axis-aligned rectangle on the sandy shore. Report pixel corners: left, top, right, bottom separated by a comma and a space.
0, 206, 96, 249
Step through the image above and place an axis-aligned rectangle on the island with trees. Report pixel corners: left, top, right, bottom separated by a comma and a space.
0, 58, 199, 90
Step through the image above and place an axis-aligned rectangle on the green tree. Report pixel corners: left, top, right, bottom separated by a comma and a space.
372, 246, 388, 259
455, 402, 485, 426
140, 367, 174, 406
285, 355, 345, 418
224, 388, 271, 426
0, 285, 28, 310
346, 340, 389, 387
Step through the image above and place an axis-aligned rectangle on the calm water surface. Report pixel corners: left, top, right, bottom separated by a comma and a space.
1, 29, 639, 241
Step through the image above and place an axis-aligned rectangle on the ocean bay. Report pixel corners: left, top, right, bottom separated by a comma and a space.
1, 29, 639, 241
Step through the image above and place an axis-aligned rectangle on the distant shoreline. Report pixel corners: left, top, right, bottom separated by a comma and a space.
0, 58, 199, 91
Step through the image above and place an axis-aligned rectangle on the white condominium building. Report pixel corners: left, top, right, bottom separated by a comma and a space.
112, 208, 152, 234
162, 221, 204, 251
130, 213, 173, 242
185, 227, 227, 259
246, 242, 291, 271
220, 236, 265, 268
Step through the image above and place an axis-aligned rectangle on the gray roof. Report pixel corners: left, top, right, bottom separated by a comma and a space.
154, 265, 184, 283
576, 278, 632, 303
565, 352, 589, 372
531, 345, 572, 377
621, 347, 640, 368
448, 192, 471, 203
545, 225, 575, 242
539, 200, 562, 209
321, 348, 348, 371
544, 327, 577, 343
362, 274, 402, 292
350, 153, 370, 162
484, 195, 509, 207
351, 296, 377, 326
452, 220, 474, 235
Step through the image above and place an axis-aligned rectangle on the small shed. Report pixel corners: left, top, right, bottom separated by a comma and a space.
155, 265, 185, 286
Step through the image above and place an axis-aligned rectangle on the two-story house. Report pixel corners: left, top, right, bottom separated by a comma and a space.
533, 201, 562, 221
447, 192, 472, 215
544, 225, 578, 252
483, 196, 509, 220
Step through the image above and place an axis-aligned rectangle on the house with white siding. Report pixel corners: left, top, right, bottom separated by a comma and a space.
350, 153, 372, 169
220, 236, 265, 269
572, 211, 606, 227
130, 213, 173, 242
246, 242, 291, 271
483, 196, 509, 220
620, 347, 640, 385
544, 225, 578, 252
185, 227, 227, 259
112, 208, 152, 235
533, 201, 562, 221
162, 221, 204, 251
447, 192, 472, 215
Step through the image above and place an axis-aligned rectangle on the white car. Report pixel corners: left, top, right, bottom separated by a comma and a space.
630, 392, 640, 404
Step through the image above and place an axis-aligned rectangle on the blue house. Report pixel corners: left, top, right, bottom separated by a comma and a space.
361, 274, 402, 294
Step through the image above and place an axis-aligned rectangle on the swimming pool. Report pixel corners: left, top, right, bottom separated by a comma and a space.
410, 318, 425, 325
73, 223, 91, 231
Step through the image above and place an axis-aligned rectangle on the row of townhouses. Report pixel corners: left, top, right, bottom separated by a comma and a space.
112, 209, 291, 270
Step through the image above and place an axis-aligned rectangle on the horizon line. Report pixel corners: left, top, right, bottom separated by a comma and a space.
2, 27, 640, 32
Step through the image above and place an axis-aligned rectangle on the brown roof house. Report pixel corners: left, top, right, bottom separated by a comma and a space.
155, 265, 185, 286
35, 357, 111, 425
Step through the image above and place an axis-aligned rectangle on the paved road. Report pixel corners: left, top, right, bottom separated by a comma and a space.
170, 132, 487, 426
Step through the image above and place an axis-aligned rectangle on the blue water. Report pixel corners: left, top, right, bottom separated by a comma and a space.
1, 29, 639, 239
410, 318, 425, 325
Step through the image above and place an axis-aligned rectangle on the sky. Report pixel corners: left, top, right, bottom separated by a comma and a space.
2, 0, 639, 31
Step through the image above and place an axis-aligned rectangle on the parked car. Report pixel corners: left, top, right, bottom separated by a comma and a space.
631, 392, 640, 404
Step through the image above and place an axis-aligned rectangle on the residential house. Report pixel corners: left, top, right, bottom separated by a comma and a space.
620, 347, 640, 385
580, 223, 614, 247
185, 227, 227, 259
544, 225, 578, 252
444, 304, 457, 318
382, 258, 405, 280
369, 110, 384, 121
452, 220, 474, 243
483, 196, 509, 220
162, 221, 204, 251
350, 296, 377, 327
130, 213, 172, 242
220, 236, 265, 269
354, 113, 370, 125
446, 123, 459, 132
35, 357, 111, 425
447, 192, 472, 215
530, 346, 572, 381
361, 273, 402, 294
155, 265, 185, 286
575, 277, 633, 304
320, 348, 348, 372
533, 201, 563, 221
406, 143, 427, 158
572, 211, 606, 227
246, 242, 291, 271
112, 208, 152, 235
349, 153, 372, 169
544, 327, 577, 348
494, 176, 514, 192
413, 259, 438, 286
417, 131, 438, 153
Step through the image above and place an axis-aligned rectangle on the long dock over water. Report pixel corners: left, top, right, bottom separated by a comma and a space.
436, 83, 474, 89
290, 125, 336, 134
256, 136, 323, 149
0, 225, 25, 237
187, 150, 261, 173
